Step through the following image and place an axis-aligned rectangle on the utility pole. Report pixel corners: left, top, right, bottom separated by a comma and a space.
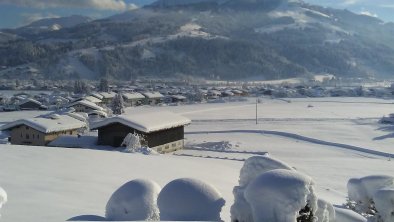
256, 97, 258, 125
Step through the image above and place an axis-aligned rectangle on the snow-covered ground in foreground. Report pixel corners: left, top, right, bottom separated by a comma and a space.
0, 97, 393, 221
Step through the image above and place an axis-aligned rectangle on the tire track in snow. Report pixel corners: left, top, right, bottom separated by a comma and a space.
186, 130, 394, 159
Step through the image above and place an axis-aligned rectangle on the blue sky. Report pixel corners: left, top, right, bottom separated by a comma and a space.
0, 0, 393, 29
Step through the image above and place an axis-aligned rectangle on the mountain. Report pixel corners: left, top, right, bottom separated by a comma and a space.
1, 0, 394, 80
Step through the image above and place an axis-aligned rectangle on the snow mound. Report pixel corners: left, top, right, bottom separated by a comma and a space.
231, 155, 295, 222
373, 188, 394, 222
231, 156, 292, 221
105, 179, 161, 221
334, 207, 367, 222
315, 199, 335, 222
157, 178, 225, 221
239, 155, 294, 186
244, 169, 317, 222
0, 186, 7, 217
347, 175, 394, 213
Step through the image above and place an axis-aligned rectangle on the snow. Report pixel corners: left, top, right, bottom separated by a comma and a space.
347, 175, 394, 213
315, 199, 335, 222
105, 179, 160, 221
99, 92, 116, 99
90, 111, 191, 133
0, 186, 7, 217
373, 188, 394, 222
334, 207, 367, 222
122, 92, 145, 100
141, 92, 164, 99
84, 96, 102, 104
1, 97, 394, 221
244, 169, 317, 222
0, 114, 87, 134
238, 155, 294, 187
68, 100, 104, 111
157, 178, 225, 221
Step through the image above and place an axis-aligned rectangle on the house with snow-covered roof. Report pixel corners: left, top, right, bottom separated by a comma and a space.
142, 92, 164, 105
18, 98, 47, 110
1, 114, 87, 146
99, 92, 117, 104
67, 100, 104, 113
122, 92, 145, 107
90, 111, 191, 153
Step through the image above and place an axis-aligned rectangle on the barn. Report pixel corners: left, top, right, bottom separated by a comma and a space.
90, 111, 191, 153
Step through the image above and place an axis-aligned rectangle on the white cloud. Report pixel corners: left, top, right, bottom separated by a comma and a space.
0, 0, 138, 11
21, 13, 60, 25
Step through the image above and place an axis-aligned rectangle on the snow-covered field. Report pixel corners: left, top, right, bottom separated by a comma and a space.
0, 97, 393, 221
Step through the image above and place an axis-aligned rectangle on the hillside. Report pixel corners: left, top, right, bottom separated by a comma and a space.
1, 0, 394, 80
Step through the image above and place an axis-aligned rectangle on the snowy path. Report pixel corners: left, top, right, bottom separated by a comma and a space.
186, 130, 394, 159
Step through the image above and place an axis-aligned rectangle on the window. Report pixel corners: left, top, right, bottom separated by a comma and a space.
32, 134, 35, 139
26, 134, 29, 139
165, 145, 170, 149
26, 126, 29, 130
37, 134, 39, 139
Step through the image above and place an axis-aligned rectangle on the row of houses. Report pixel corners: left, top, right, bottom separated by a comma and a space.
1, 111, 191, 154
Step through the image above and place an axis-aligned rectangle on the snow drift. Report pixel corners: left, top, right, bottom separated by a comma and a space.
0, 186, 7, 217
244, 169, 318, 222
157, 178, 225, 221
105, 179, 161, 221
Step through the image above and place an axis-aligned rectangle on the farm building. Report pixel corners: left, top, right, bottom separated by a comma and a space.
90, 111, 191, 153
122, 92, 145, 107
1, 114, 87, 146
67, 100, 104, 113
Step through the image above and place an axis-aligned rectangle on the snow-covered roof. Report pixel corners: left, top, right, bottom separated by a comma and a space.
19, 98, 42, 106
1, 114, 87, 133
123, 92, 145, 100
142, 92, 164, 99
85, 96, 102, 103
100, 92, 117, 99
68, 100, 104, 111
90, 111, 191, 133
90, 93, 104, 99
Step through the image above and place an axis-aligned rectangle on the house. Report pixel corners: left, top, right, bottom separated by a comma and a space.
165, 95, 187, 103
1, 114, 87, 146
122, 92, 145, 107
84, 96, 103, 105
142, 92, 164, 105
67, 100, 104, 113
18, 98, 47, 110
100, 92, 117, 104
90, 111, 191, 153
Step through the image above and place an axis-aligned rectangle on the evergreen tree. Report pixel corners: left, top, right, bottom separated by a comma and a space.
111, 93, 125, 115
99, 78, 109, 92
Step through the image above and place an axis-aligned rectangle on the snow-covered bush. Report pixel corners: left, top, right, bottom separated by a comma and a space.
347, 175, 394, 216
315, 199, 335, 222
0, 187, 7, 218
105, 179, 161, 221
157, 178, 225, 221
373, 188, 394, 222
244, 169, 317, 222
238, 155, 294, 187
121, 133, 157, 155
231, 155, 294, 222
